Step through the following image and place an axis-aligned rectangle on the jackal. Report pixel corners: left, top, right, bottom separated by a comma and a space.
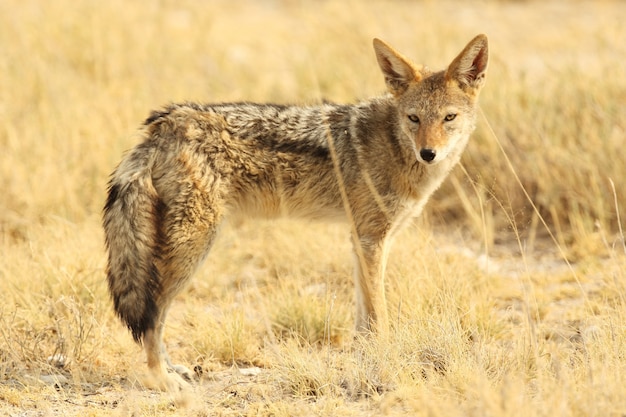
103, 34, 488, 390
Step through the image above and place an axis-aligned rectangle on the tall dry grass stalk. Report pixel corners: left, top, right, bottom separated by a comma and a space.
1, 0, 625, 415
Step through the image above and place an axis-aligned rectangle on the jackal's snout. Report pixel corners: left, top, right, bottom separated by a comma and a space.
419, 148, 437, 163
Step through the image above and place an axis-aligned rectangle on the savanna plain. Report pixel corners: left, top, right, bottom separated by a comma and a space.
1, 1, 625, 416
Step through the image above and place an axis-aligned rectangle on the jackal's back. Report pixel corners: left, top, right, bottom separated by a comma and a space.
141, 101, 390, 221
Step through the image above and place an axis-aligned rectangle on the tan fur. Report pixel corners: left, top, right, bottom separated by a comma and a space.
103, 35, 489, 390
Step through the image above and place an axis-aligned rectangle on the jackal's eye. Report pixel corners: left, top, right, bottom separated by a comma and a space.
408, 114, 420, 124
444, 113, 457, 122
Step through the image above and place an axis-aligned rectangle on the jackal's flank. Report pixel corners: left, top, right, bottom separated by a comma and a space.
103, 35, 489, 390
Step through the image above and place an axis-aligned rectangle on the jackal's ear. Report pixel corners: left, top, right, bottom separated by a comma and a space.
373, 38, 423, 96
446, 34, 489, 94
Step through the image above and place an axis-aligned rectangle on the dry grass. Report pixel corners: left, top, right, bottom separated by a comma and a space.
1, 0, 626, 415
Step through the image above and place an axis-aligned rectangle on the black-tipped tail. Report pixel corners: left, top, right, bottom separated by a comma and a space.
103, 146, 163, 343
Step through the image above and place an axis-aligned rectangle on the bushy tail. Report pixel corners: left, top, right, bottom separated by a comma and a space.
103, 140, 163, 343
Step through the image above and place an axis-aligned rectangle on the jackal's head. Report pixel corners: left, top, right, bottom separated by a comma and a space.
373, 35, 488, 165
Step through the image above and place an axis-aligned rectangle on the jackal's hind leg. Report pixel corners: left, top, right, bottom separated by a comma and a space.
139, 302, 203, 391
141, 323, 191, 391
140, 180, 224, 391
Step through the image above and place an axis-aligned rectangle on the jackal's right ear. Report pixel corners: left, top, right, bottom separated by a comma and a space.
373, 38, 423, 96
446, 34, 489, 95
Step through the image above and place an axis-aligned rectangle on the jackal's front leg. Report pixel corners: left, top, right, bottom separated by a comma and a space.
352, 236, 390, 335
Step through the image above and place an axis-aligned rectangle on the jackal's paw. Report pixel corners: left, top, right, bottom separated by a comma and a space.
137, 367, 191, 392
168, 363, 198, 383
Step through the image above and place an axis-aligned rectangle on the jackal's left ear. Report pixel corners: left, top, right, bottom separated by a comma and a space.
446, 34, 489, 94
373, 38, 423, 96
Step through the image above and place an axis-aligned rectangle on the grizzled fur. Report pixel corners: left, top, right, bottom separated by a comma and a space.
103, 35, 488, 390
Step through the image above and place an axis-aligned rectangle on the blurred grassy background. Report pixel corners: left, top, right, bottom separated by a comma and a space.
1, 0, 624, 244
0, 1, 625, 416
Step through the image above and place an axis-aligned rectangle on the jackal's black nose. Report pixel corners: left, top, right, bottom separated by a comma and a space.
420, 148, 436, 163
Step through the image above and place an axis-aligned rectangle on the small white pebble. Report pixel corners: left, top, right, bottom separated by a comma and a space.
47, 353, 67, 368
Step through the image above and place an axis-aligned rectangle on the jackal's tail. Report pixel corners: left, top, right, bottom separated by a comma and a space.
103, 138, 163, 343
